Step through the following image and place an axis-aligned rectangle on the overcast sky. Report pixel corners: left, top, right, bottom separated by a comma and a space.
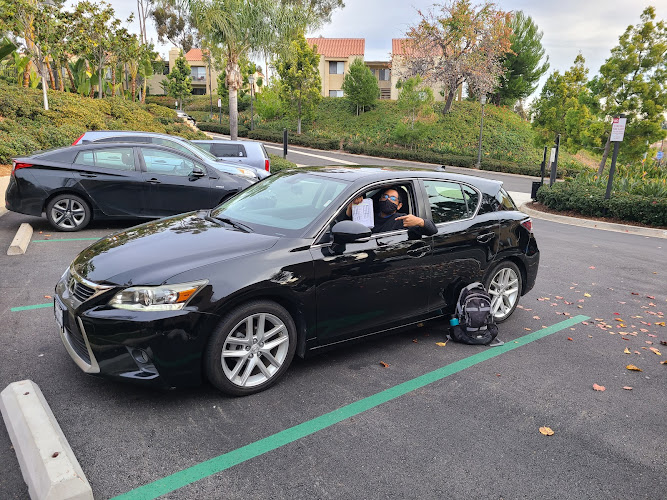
104, 0, 666, 97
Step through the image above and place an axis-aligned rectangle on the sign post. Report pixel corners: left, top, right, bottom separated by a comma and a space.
549, 134, 559, 186
218, 98, 222, 125
605, 115, 626, 201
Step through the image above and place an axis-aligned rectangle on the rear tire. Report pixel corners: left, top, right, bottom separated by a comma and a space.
484, 261, 522, 322
46, 194, 91, 232
205, 300, 297, 396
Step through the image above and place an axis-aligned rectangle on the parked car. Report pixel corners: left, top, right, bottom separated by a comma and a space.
72, 130, 268, 180
192, 139, 271, 174
53, 167, 539, 395
175, 110, 196, 126
5, 143, 255, 231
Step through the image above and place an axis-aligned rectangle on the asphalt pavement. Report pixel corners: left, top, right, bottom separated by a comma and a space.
0, 152, 665, 499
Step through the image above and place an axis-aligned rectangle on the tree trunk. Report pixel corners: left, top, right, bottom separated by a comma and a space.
65, 63, 76, 92
443, 89, 456, 114
131, 76, 137, 102
57, 62, 64, 91
39, 61, 49, 110
598, 134, 612, 175
142, 77, 147, 103
98, 49, 104, 99
111, 65, 116, 97
45, 59, 56, 90
297, 99, 302, 135
23, 65, 30, 88
229, 88, 238, 139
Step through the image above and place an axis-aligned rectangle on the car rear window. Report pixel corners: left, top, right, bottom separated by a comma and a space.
74, 147, 136, 171
424, 180, 473, 223
211, 143, 247, 158
494, 188, 517, 211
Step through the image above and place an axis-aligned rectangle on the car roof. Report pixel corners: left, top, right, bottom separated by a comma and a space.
27, 142, 202, 160
81, 130, 188, 141
298, 166, 503, 193
191, 140, 260, 146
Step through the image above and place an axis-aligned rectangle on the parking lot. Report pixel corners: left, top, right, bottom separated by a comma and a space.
1, 191, 666, 499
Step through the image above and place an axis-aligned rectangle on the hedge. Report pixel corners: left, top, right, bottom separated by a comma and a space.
247, 129, 340, 150
536, 182, 667, 227
198, 122, 249, 137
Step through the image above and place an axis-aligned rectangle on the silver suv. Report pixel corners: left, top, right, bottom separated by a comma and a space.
72, 131, 268, 180
192, 140, 271, 173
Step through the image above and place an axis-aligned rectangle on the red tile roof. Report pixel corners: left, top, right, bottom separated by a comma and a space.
306, 38, 365, 58
185, 48, 206, 61
392, 39, 414, 56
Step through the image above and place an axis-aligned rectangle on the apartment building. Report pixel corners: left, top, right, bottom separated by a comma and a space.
147, 47, 222, 96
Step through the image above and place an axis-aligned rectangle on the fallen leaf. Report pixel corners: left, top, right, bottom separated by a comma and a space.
624, 348, 631, 354
578, 299, 585, 303
660, 341, 667, 346
589, 266, 596, 269
656, 322, 666, 327
44, 295, 52, 299
649, 347, 661, 355
412, 339, 418, 343
593, 383, 605, 391
380, 361, 389, 368
623, 386, 633, 390
634, 351, 641, 354
435, 342, 447, 347
621, 337, 630, 340
626, 364, 642, 372
533, 315, 540, 320
640, 328, 649, 333
584, 293, 592, 297
539, 426, 554, 436
577, 306, 583, 309
647, 295, 655, 299
614, 318, 624, 322
618, 301, 626, 304
631, 292, 639, 295
662, 360, 667, 365
645, 341, 653, 345
555, 295, 563, 299
524, 328, 531, 331
567, 337, 573, 341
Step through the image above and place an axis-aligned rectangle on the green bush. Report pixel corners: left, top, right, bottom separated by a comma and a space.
198, 122, 249, 137
268, 154, 297, 173
536, 182, 667, 227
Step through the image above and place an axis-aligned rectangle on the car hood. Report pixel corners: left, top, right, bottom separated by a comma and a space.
71, 212, 279, 286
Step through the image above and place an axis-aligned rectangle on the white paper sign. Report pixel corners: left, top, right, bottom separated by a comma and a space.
352, 199, 374, 228
610, 117, 627, 142
550, 148, 556, 163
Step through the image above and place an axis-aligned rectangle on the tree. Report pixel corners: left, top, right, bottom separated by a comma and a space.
136, 0, 154, 45
280, 0, 344, 29
151, 0, 197, 53
396, 75, 434, 129
191, 0, 306, 139
275, 33, 321, 134
404, 0, 512, 113
166, 51, 191, 109
491, 11, 549, 106
341, 58, 379, 115
531, 54, 589, 151
595, 6, 667, 174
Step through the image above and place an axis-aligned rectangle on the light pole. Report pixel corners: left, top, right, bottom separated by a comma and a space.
475, 94, 487, 169
248, 75, 255, 131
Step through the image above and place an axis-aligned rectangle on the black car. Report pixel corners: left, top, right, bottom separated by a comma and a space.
5, 143, 255, 231
53, 167, 539, 395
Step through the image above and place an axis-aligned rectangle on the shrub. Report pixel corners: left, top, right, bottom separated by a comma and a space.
268, 154, 297, 173
536, 182, 667, 227
198, 122, 249, 137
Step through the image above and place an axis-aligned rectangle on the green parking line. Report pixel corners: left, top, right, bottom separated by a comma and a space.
112, 314, 589, 500
10, 303, 51, 312
32, 238, 99, 242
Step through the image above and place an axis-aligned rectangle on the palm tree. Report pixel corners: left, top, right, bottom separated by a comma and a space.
190, 0, 305, 139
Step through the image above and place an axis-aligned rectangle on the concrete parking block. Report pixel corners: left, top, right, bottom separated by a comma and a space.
0, 380, 93, 500
7, 222, 33, 255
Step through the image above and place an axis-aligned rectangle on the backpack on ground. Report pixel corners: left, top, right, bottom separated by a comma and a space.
449, 282, 499, 345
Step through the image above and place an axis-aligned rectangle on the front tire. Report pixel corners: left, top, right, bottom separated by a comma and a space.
205, 300, 297, 396
484, 261, 522, 322
46, 194, 91, 232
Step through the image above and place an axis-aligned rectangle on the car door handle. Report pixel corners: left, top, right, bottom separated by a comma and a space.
477, 232, 495, 244
146, 178, 161, 184
80, 173, 97, 178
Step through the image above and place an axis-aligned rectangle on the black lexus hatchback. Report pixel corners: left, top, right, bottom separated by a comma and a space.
54, 167, 539, 395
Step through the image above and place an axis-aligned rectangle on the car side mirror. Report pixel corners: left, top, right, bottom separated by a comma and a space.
191, 166, 206, 177
331, 220, 371, 244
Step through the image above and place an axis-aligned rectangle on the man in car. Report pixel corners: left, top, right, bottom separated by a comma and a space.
347, 187, 437, 237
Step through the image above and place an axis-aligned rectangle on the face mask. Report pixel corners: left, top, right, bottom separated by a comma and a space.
378, 199, 398, 215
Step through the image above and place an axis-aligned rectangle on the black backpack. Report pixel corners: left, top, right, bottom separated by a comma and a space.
449, 282, 499, 345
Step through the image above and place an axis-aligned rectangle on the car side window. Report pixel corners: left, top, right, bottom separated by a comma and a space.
462, 185, 480, 215
142, 148, 196, 177
151, 138, 192, 155
494, 188, 516, 211
424, 180, 469, 223
211, 144, 242, 157
74, 147, 135, 171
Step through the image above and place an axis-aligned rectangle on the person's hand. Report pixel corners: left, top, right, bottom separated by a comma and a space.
346, 196, 364, 217
395, 214, 425, 228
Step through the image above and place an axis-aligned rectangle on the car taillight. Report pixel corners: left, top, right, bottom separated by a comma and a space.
264, 158, 270, 172
520, 219, 533, 233
12, 162, 32, 176
72, 133, 85, 145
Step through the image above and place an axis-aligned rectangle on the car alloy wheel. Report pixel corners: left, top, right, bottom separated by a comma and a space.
46, 194, 91, 231
485, 261, 522, 322
206, 300, 296, 396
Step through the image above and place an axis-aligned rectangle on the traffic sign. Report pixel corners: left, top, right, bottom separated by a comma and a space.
610, 117, 627, 142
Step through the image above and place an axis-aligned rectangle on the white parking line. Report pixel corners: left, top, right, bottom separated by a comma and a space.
263, 144, 356, 165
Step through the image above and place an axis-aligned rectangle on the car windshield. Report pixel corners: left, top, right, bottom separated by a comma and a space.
211, 172, 348, 236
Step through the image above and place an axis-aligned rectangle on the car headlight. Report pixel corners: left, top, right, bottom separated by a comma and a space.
236, 167, 258, 180
108, 280, 208, 311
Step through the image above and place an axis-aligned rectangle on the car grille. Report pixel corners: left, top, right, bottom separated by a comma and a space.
70, 280, 96, 302
64, 268, 113, 306
64, 324, 90, 364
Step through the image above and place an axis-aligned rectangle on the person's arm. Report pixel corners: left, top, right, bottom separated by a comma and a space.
395, 214, 437, 237
345, 196, 364, 218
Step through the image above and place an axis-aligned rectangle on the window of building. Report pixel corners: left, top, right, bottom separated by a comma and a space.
191, 66, 206, 81
378, 68, 391, 81
329, 90, 344, 98
191, 87, 206, 95
329, 61, 345, 74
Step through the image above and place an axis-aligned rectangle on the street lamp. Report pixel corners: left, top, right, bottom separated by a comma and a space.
475, 94, 487, 169
248, 75, 255, 131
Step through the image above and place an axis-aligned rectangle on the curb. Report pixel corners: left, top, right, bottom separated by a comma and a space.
0, 380, 93, 500
7, 222, 33, 255
520, 202, 667, 239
